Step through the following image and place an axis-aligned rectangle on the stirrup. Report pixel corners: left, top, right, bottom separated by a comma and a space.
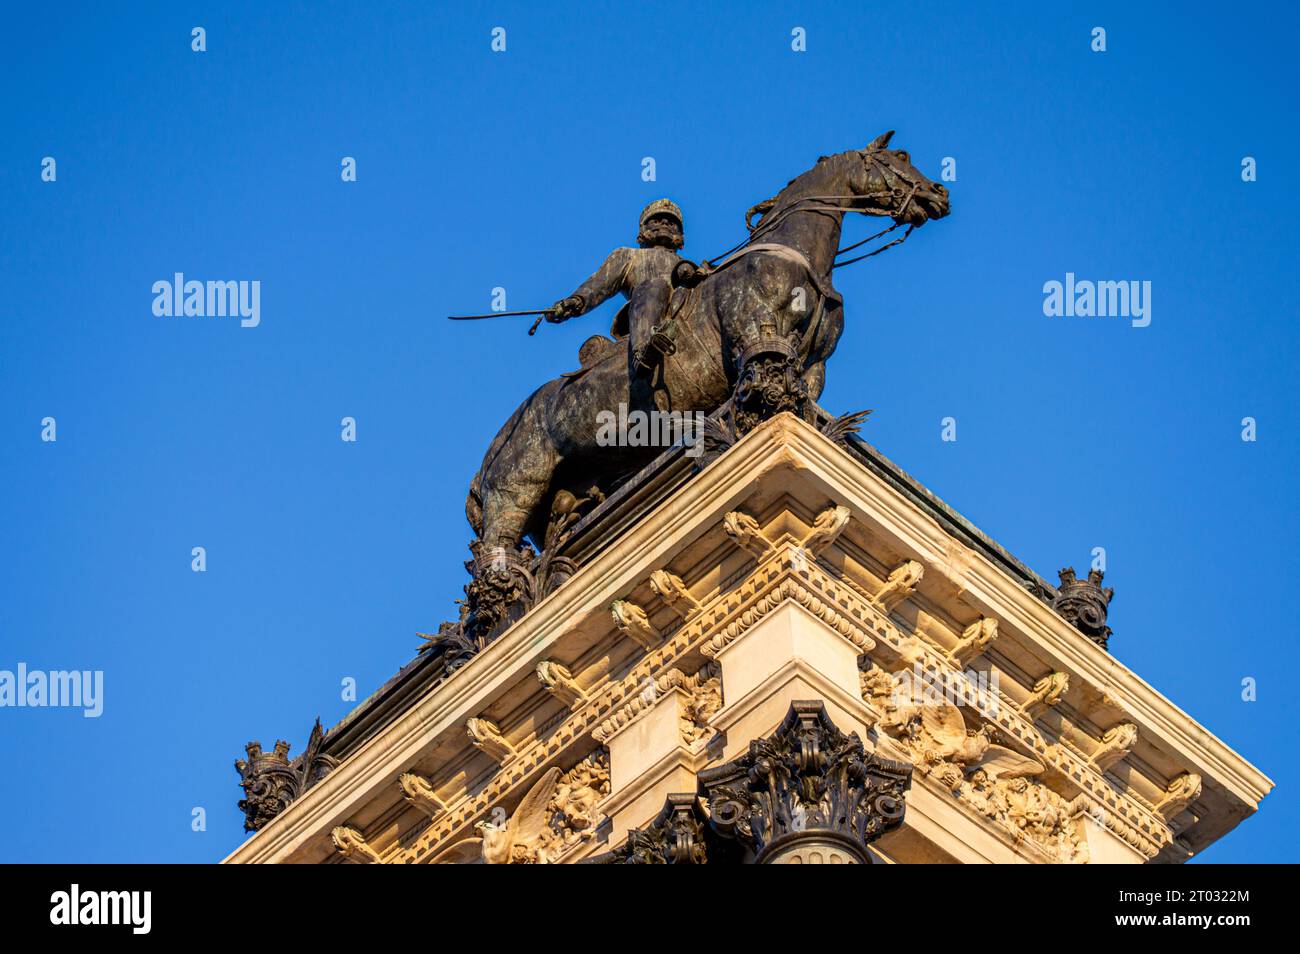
649, 329, 677, 357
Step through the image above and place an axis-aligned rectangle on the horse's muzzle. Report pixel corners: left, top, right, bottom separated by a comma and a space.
918, 184, 950, 220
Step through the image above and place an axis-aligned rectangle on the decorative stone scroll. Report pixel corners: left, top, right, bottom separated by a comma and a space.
466, 717, 515, 765
399, 772, 447, 819
1091, 723, 1139, 773
949, 617, 998, 667
1155, 772, 1202, 821
799, 504, 851, 558
649, 570, 702, 618
872, 560, 924, 613
536, 660, 587, 710
723, 511, 773, 560
331, 825, 382, 863
610, 599, 658, 651
1022, 672, 1069, 718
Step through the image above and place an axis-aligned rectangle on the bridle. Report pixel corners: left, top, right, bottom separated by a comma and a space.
706, 149, 926, 270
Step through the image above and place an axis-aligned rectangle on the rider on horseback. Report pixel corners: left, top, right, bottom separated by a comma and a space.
547, 199, 702, 378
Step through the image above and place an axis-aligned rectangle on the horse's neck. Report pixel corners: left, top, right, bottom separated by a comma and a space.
759, 160, 850, 278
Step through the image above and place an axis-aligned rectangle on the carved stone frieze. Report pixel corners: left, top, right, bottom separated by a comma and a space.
551, 751, 612, 847
700, 574, 877, 658
224, 403, 1270, 867
591, 665, 719, 747
681, 663, 722, 747
458, 752, 612, 864
480, 767, 563, 864
863, 649, 1167, 860
411, 547, 1171, 864
967, 771, 1085, 863
866, 671, 1086, 863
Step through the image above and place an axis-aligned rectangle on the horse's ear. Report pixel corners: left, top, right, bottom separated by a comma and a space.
868, 130, 895, 151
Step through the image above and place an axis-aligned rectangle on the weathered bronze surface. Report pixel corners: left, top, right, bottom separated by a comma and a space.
699, 700, 913, 863
235, 717, 337, 832
1053, 567, 1115, 649
586, 700, 913, 864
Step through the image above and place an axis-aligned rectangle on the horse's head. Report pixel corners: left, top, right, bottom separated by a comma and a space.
853, 130, 950, 226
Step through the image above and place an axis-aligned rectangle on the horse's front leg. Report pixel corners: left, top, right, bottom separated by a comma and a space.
723, 259, 813, 433
468, 404, 562, 639
802, 361, 827, 402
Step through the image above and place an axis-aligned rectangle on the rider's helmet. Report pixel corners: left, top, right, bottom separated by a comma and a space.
637, 199, 685, 249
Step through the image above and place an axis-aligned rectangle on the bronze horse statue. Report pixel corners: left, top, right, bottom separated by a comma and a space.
454, 132, 949, 640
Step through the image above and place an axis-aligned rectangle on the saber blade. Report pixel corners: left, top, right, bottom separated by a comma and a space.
446, 309, 554, 321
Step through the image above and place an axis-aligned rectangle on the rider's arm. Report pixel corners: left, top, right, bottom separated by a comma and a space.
565, 248, 635, 315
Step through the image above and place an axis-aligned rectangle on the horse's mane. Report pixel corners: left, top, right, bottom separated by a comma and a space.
776, 153, 837, 197
749, 151, 857, 229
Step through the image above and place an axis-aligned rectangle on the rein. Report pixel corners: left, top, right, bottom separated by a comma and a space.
705, 151, 922, 271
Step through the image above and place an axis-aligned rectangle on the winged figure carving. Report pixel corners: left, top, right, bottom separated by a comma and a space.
429, 766, 562, 864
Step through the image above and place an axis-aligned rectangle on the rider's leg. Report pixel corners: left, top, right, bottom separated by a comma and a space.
628, 278, 671, 379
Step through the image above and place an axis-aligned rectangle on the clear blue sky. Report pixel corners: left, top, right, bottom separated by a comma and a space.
1, 2, 1295, 863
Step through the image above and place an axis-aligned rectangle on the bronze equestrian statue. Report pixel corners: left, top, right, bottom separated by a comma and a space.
443, 132, 950, 649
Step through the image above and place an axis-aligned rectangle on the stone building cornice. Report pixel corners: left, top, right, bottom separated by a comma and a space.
224, 413, 1271, 865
